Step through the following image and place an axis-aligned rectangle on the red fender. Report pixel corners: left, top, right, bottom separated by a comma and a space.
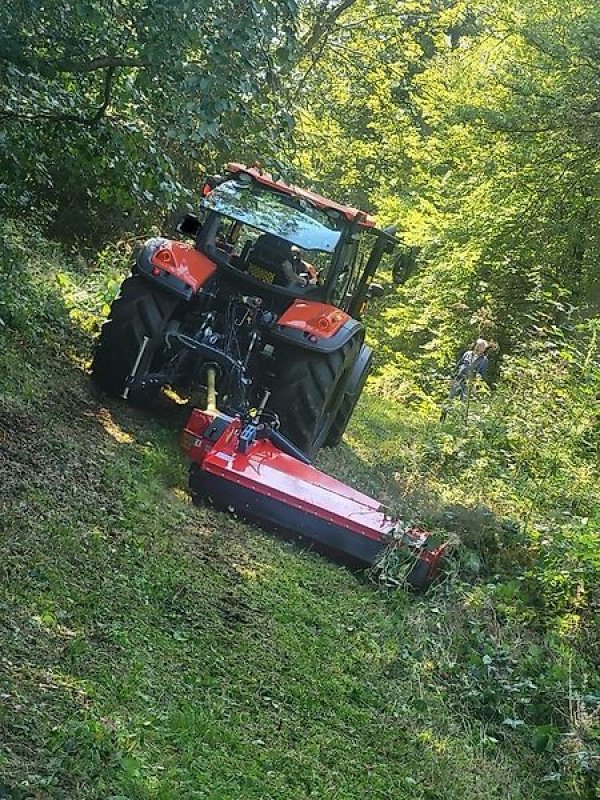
277, 300, 350, 339
146, 239, 217, 293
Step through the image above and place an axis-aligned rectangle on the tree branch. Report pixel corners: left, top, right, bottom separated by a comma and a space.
301, 0, 361, 53
0, 65, 117, 126
292, 0, 362, 101
92, 64, 116, 122
64, 56, 144, 73
0, 53, 145, 75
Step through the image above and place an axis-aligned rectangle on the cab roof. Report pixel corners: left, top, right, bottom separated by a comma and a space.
226, 163, 376, 228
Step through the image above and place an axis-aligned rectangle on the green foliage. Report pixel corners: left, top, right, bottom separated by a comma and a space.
322, 339, 600, 796
403, 0, 600, 347
0, 0, 299, 235
294, 0, 600, 361
0, 220, 68, 338
1, 0, 600, 795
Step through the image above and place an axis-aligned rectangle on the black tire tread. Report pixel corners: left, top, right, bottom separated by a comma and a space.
325, 346, 373, 447
91, 275, 179, 401
269, 337, 360, 457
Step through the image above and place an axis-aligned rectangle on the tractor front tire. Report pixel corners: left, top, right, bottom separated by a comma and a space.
270, 337, 361, 459
91, 275, 179, 404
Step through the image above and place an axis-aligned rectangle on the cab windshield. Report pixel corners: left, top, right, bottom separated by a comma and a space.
201, 179, 343, 253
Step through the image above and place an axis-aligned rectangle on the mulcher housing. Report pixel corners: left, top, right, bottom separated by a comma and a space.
181, 408, 447, 588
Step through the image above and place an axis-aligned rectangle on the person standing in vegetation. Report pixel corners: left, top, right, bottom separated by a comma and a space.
449, 338, 490, 401
441, 339, 491, 419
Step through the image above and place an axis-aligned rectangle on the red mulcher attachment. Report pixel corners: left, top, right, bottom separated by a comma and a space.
181, 408, 447, 589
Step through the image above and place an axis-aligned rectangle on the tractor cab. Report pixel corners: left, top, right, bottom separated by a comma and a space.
179, 164, 406, 318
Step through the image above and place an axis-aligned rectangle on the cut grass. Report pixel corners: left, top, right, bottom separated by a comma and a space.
2, 370, 545, 800
0, 223, 597, 799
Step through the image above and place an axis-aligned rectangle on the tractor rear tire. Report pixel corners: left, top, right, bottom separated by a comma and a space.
91, 275, 179, 404
325, 344, 373, 447
270, 337, 361, 459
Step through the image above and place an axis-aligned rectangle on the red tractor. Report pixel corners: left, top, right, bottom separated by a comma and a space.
92, 163, 398, 458
92, 164, 446, 585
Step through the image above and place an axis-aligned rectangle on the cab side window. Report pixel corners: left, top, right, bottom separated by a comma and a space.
331, 233, 375, 310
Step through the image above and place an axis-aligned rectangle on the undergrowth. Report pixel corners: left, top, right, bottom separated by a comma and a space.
0, 220, 598, 799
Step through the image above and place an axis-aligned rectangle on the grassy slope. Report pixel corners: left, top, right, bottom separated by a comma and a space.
0, 223, 597, 799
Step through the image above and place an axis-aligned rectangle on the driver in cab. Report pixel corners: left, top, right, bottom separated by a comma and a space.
251, 233, 319, 288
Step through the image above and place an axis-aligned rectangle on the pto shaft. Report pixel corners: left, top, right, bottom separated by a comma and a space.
206, 366, 217, 412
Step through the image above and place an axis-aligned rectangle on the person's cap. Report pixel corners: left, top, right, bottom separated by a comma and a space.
475, 338, 489, 349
